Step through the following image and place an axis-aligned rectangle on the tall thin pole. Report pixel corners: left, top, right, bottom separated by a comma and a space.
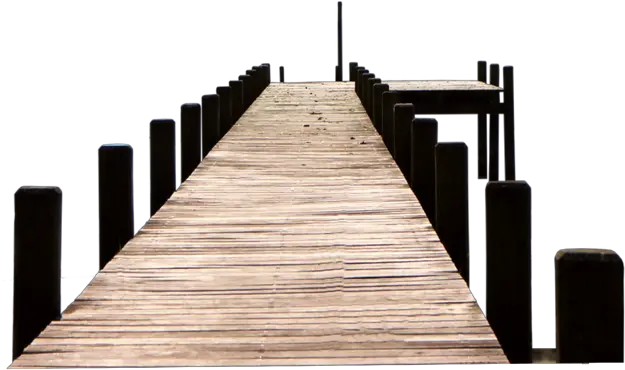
337, 1, 343, 81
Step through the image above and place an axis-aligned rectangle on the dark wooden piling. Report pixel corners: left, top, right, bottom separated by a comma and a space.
175, 104, 182, 188
150, 119, 176, 216
503, 66, 516, 180
366, 77, 381, 118
435, 142, 469, 284
555, 249, 624, 363
361, 73, 374, 107
246, 69, 258, 100
349, 62, 358, 81
238, 75, 253, 110
486, 181, 531, 363
356, 68, 368, 98
181, 103, 201, 183
381, 91, 399, 155
229, 80, 244, 123
143, 120, 151, 223
216, 86, 232, 139
477, 61, 487, 179
410, 118, 438, 227
337, 1, 343, 81
489, 64, 500, 181
201, 94, 220, 156
335, 66, 341, 82
98, 144, 134, 270
279, 64, 289, 82
393, 103, 414, 181
13, 186, 62, 360
372, 83, 389, 134
261, 63, 271, 86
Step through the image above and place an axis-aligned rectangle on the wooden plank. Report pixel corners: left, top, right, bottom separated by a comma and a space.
11, 82, 507, 367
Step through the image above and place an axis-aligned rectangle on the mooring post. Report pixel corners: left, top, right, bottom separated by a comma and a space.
348, 62, 357, 82
381, 91, 399, 155
216, 86, 232, 139
360, 72, 373, 107
279, 66, 284, 83
486, 181, 531, 363
337, 1, 343, 81
239, 73, 254, 110
252, 66, 264, 96
13, 186, 62, 361
367, 77, 381, 118
499, 65, 517, 180
555, 249, 624, 363
435, 142, 469, 284
98, 144, 134, 270
181, 103, 202, 183
486, 64, 501, 180
150, 119, 176, 216
393, 103, 414, 182
335, 66, 341, 82
372, 83, 389, 134
200, 94, 221, 158
356, 67, 367, 97
248, 68, 261, 99
410, 118, 438, 227
261, 64, 270, 88
477, 60, 488, 179
229, 80, 244, 123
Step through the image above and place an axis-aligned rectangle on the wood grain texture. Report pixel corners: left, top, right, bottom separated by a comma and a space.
11, 82, 507, 367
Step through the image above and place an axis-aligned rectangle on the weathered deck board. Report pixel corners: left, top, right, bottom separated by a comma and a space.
11, 82, 507, 367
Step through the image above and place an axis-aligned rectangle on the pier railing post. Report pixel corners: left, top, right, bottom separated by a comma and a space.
246, 69, 259, 100
349, 62, 358, 81
13, 186, 62, 360
503, 66, 516, 180
202, 94, 220, 156
361, 72, 374, 106
486, 180, 531, 363
150, 119, 176, 216
381, 91, 399, 155
239, 74, 253, 110
229, 80, 244, 123
435, 142, 469, 284
98, 144, 134, 270
356, 68, 368, 99
181, 103, 202, 183
489, 64, 500, 181
216, 86, 232, 139
366, 77, 381, 118
259, 64, 271, 89
372, 83, 389, 134
478, 61, 487, 179
410, 118, 438, 227
393, 103, 414, 181
555, 249, 624, 363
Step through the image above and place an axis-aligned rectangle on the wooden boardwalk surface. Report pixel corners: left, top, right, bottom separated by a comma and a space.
12, 82, 507, 367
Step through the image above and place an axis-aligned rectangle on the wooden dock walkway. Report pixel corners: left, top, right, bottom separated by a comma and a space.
11, 82, 507, 367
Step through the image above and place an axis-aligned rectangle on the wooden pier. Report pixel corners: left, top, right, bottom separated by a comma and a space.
10, 1, 624, 365
11, 82, 508, 367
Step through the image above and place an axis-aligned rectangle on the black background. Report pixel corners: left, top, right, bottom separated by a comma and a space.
2, 1, 551, 362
